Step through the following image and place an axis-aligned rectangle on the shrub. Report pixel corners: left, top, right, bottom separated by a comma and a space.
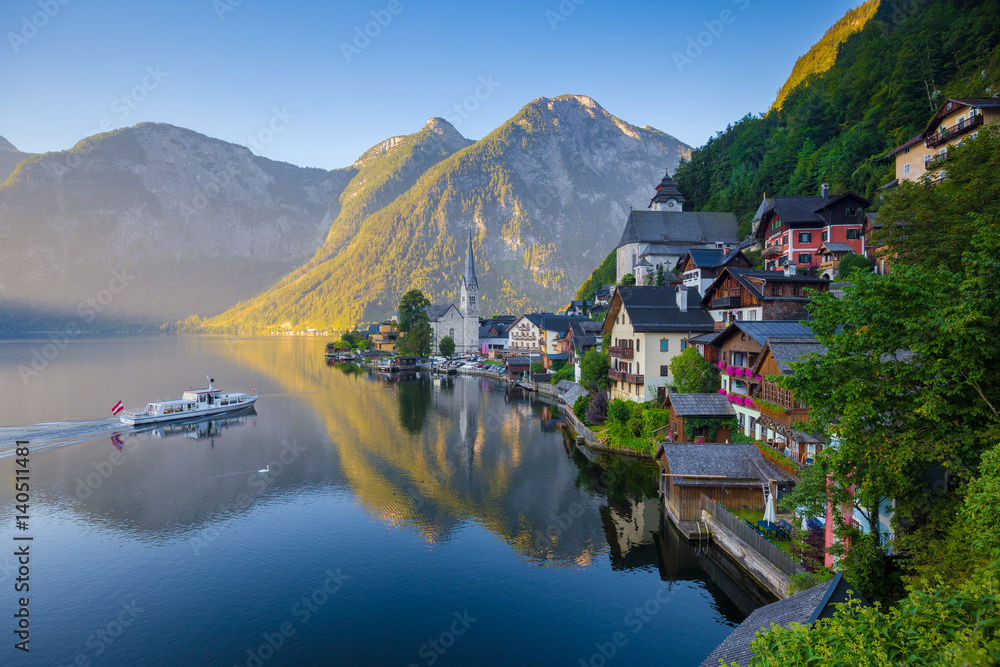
608, 398, 632, 424
573, 394, 591, 423
643, 406, 669, 436
585, 391, 608, 424
549, 364, 575, 385
530, 361, 545, 374
836, 252, 873, 279
626, 410, 645, 437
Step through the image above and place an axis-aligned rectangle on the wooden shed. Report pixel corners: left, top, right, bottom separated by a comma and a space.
663, 393, 736, 443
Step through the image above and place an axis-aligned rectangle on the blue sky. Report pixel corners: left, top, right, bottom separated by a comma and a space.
1, 0, 863, 169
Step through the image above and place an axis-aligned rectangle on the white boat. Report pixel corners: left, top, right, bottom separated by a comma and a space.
119, 375, 258, 426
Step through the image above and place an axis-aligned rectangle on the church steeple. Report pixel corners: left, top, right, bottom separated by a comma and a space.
462, 226, 478, 290
649, 166, 686, 211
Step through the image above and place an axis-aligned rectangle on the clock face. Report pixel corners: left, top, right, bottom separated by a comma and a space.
666, 199, 676, 209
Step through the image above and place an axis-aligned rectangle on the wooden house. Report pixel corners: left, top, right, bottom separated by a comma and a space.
655, 443, 796, 536
663, 394, 736, 443
750, 337, 827, 464
816, 242, 854, 280
677, 247, 753, 296
701, 266, 829, 330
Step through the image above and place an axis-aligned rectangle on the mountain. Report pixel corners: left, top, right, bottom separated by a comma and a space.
675, 0, 1000, 229
771, 0, 880, 110
0, 135, 36, 184
0, 123, 354, 329
204, 95, 690, 331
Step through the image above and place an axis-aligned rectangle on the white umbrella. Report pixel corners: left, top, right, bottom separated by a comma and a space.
763, 493, 777, 524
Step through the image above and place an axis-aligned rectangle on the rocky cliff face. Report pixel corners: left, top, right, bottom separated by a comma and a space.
208, 96, 691, 330
0, 135, 35, 184
0, 124, 354, 326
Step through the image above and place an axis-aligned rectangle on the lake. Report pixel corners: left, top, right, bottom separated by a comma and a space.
0, 336, 769, 666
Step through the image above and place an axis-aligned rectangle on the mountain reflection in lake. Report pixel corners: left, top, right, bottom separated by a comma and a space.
0, 337, 767, 666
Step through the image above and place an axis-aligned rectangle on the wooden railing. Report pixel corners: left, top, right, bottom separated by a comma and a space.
608, 369, 644, 385
926, 113, 984, 148
608, 346, 634, 359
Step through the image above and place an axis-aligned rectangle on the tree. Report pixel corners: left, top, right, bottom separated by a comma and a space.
835, 252, 873, 279
620, 273, 636, 286
396, 289, 432, 356
585, 391, 608, 425
669, 347, 720, 393
655, 263, 666, 286
643, 270, 654, 285
438, 336, 455, 357
580, 350, 610, 391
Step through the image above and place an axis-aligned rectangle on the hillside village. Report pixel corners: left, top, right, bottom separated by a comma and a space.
326, 96, 1000, 665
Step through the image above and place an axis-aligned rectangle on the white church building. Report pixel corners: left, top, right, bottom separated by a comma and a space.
428, 228, 480, 355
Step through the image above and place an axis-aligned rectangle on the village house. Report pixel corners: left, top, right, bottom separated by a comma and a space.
677, 247, 753, 296
506, 313, 546, 354
558, 300, 590, 317
602, 285, 715, 403
369, 320, 398, 352
615, 169, 741, 283
755, 185, 871, 271
538, 314, 590, 357
885, 97, 1000, 186
662, 394, 736, 443
701, 266, 830, 329
749, 337, 828, 464
655, 443, 796, 531
479, 316, 515, 354
860, 212, 891, 276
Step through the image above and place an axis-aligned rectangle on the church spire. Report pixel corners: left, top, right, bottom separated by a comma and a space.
463, 225, 478, 290
649, 166, 686, 211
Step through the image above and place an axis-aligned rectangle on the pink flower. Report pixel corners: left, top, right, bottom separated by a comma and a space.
745, 399, 756, 410
726, 365, 735, 375
717, 360, 725, 370
734, 396, 744, 406
718, 388, 726, 395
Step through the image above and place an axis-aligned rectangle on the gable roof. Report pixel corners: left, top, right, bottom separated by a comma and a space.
426, 304, 459, 322
708, 321, 816, 348
665, 394, 736, 417
922, 97, 1000, 137
817, 242, 853, 254
755, 192, 872, 237
700, 574, 866, 667
539, 314, 590, 333
685, 248, 750, 270
657, 444, 796, 485
751, 195, 772, 223
617, 209, 740, 249
758, 337, 827, 375
513, 312, 549, 329
603, 286, 716, 334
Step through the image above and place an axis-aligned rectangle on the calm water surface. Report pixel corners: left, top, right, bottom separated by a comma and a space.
0, 336, 768, 666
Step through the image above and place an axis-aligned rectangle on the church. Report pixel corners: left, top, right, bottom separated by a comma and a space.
428, 228, 480, 355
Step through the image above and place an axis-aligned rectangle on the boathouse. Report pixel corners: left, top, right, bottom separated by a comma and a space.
663, 394, 736, 443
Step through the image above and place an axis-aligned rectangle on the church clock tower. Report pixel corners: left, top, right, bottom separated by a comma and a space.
460, 226, 480, 354
649, 167, 686, 212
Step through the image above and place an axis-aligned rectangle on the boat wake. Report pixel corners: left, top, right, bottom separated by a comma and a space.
0, 419, 127, 457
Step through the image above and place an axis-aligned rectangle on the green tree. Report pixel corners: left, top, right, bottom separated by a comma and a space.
835, 252, 873, 279
620, 273, 636, 286
396, 289, 432, 356
438, 336, 455, 357
580, 350, 610, 391
654, 264, 666, 286
669, 346, 720, 393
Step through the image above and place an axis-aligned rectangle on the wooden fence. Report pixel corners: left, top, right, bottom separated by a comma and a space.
700, 495, 804, 578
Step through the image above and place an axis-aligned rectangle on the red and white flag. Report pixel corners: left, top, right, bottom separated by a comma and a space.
112, 401, 124, 416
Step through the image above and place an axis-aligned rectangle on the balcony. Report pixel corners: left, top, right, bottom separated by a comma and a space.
925, 113, 983, 148
761, 245, 783, 259
710, 296, 741, 309
608, 368, 644, 385
608, 345, 634, 359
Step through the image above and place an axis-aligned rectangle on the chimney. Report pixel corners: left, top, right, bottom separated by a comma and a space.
821, 183, 830, 200
676, 285, 688, 312
785, 261, 797, 277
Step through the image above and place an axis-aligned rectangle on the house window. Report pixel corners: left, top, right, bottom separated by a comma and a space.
771, 220, 780, 231
846, 207, 859, 216
798, 253, 811, 264
821, 230, 828, 242
766, 261, 775, 270
846, 229, 861, 240
660, 365, 669, 377
680, 339, 687, 351
449, 328, 454, 339
903, 163, 910, 175
738, 412, 745, 428
779, 256, 788, 266
971, 132, 979, 141
798, 232, 812, 243
636, 338, 640, 353
781, 235, 788, 246
924, 154, 933, 168
660, 339, 668, 352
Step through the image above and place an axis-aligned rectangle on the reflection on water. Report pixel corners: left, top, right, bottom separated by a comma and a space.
0, 337, 763, 666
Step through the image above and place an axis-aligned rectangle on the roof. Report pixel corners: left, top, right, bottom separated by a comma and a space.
765, 338, 827, 375
546, 353, 568, 361
657, 444, 796, 485
665, 394, 736, 417
505, 357, 530, 367
687, 332, 719, 345
755, 192, 872, 237
560, 383, 590, 407
463, 227, 478, 290
649, 167, 687, 207
607, 286, 716, 333
540, 314, 590, 332
617, 209, 740, 249
479, 322, 509, 338
922, 97, 1000, 137
885, 133, 923, 158
426, 304, 458, 322
708, 321, 816, 348
751, 195, 772, 222
818, 242, 853, 254
700, 574, 867, 667
515, 312, 548, 328
685, 248, 749, 269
